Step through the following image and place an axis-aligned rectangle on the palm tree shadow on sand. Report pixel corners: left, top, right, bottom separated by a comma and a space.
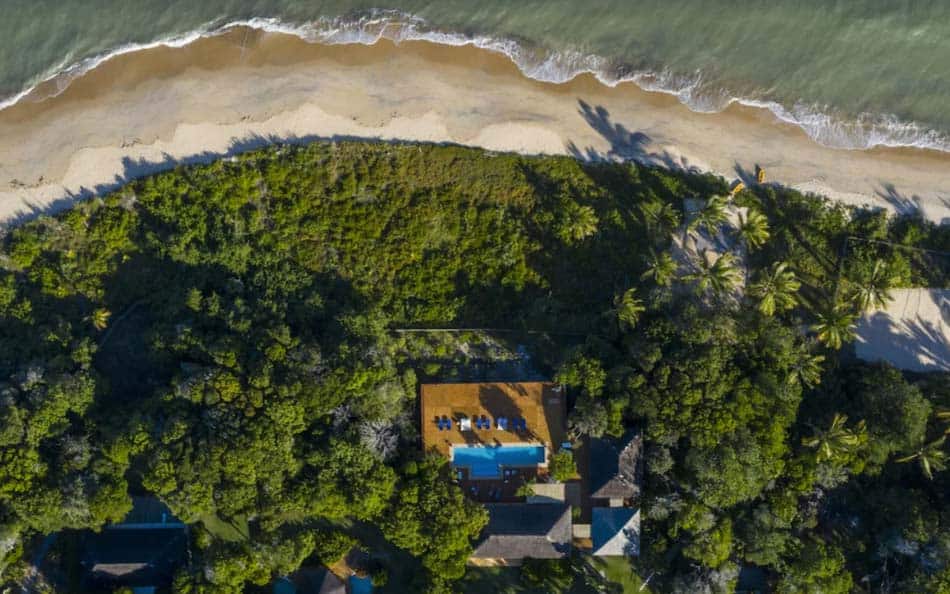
568, 99, 702, 173
854, 292, 950, 373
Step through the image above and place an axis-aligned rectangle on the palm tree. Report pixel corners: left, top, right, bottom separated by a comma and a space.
640, 249, 677, 287
851, 259, 897, 312
560, 204, 599, 243
614, 288, 646, 330
687, 196, 729, 238
735, 208, 770, 250
811, 305, 857, 350
937, 410, 950, 435
687, 249, 741, 297
896, 437, 948, 480
639, 199, 681, 239
802, 413, 867, 462
749, 262, 800, 316
788, 347, 825, 388
87, 307, 111, 331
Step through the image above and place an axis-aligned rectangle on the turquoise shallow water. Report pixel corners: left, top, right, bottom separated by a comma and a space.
4, 1, 950, 151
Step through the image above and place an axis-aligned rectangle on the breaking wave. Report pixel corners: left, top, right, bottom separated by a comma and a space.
3, 10, 949, 153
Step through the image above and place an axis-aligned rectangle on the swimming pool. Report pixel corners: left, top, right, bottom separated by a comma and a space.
349, 575, 374, 594
452, 444, 546, 478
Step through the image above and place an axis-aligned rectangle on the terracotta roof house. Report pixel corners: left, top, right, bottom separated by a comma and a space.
591, 507, 640, 557
589, 431, 643, 506
471, 503, 572, 564
419, 382, 574, 563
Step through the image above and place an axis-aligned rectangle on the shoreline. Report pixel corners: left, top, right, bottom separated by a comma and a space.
1, 29, 949, 226
6, 15, 950, 156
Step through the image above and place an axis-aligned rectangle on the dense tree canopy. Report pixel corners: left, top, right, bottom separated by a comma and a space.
0, 141, 946, 593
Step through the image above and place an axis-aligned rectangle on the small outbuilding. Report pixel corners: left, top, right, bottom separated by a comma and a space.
589, 431, 643, 506
591, 507, 640, 557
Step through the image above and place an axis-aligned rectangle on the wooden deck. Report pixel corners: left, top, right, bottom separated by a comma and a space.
454, 466, 544, 503
420, 382, 567, 460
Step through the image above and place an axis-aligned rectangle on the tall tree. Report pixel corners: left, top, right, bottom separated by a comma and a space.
557, 203, 598, 243
87, 307, 111, 331
896, 437, 947, 480
787, 345, 825, 388
776, 541, 853, 594
811, 305, 857, 350
688, 196, 729, 238
567, 398, 608, 439
639, 198, 681, 240
383, 458, 488, 585
688, 249, 741, 297
850, 259, 897, 311
614, 287, 646, 330
749, 262, 800, 316
735, 208, 770, 250
640, 249, 677, 288
802, 413, 867, 462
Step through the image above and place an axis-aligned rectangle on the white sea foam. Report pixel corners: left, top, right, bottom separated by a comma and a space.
2, 11, 949, 154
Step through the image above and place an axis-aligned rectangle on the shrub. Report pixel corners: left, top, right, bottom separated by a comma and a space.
548, 450, 576, 482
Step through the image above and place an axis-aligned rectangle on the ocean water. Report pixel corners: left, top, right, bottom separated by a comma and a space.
4, 1, 950, 152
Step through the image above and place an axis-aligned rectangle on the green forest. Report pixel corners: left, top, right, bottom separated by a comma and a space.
0, 141, 948, 593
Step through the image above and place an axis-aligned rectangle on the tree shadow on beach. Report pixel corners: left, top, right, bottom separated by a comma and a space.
734, 162, 758, 187
876, 182, 926, 216
855, 296, 950, 373
875, 182, 950, 224
568, 99, 703, 176
568, 100, 653, 162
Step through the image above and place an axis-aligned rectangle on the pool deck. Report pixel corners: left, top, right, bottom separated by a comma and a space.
420, 382, 567, 459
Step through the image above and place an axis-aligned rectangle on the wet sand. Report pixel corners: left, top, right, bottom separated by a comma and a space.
1, 28, 948, 225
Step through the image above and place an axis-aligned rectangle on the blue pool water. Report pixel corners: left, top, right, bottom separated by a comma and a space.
349, 575, 373, 594
452, 445, 546, 478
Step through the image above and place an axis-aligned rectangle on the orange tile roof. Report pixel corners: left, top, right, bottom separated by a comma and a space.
420, 382, 566, 457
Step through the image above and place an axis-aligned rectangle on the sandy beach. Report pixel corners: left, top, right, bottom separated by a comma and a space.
1, 28, 949, 226
855, 289, 950, 372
